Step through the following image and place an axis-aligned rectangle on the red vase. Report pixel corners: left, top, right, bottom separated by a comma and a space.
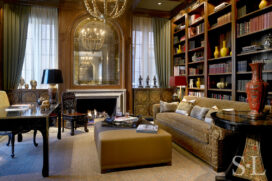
246, 63, 268, 119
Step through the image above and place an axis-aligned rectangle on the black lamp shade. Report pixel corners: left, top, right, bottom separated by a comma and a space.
41, 69, 63, 84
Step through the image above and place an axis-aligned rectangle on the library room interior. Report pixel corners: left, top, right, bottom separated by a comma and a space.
0, 0, 272, 180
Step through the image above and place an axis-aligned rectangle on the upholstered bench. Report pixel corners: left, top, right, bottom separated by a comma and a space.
94, 121, 172, 173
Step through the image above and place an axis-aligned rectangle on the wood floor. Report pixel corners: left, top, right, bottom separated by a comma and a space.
0, 127, 216, 181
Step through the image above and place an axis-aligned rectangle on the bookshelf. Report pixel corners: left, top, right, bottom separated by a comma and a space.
170, 0, 272, 104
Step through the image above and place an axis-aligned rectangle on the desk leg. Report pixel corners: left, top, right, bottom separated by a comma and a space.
71, 119, 75, 136
40, 118, 49, 177
57, 111, 61, 140
11, 133, 15, 158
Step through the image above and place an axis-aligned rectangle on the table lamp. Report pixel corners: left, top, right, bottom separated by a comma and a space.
169, 76, 187, 101
41, 69, 63, 104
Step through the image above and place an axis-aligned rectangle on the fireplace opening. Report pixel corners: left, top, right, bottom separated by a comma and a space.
76, 98, 117, 116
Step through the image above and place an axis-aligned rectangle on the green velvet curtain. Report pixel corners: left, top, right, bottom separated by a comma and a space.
152, 18, 171, 88
3, 4, 30, 90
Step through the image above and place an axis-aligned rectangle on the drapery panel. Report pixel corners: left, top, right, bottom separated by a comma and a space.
152, 17, 171, 88
3, 4, 30, 90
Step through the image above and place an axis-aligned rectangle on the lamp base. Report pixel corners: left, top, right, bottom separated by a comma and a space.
48, 84, 58, 104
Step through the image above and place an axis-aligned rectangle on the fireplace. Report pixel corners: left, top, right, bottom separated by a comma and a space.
77, 98, 117, 116
67, 89, 126, 114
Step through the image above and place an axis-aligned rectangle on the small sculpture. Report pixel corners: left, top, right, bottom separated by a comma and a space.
146, 76, 150, 88
153, 76, 157, 88
189, 79, 194, 88
264, 33, 272, 49
138, 75, 143, 88
19, 77, 25, 89
30, 80, 37, 90
25, 84, 29, 89
40, 100, 50, 111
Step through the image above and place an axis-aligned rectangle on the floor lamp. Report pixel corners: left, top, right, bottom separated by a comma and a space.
169, 76, 187, 101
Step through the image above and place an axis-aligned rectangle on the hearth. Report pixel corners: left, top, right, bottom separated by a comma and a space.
77, 98, 117, 116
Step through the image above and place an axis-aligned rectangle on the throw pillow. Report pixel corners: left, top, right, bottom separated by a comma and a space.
190, 105, 210, 120
204, 106, 219, 124
160, 101, 179, 113
182, 98, 196, 104
175, 102, 194, 116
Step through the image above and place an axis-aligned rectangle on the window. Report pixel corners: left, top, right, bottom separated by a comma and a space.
21, 6, 58, 89
132, 16, 158, 88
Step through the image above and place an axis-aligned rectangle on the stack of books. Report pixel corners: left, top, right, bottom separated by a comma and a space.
136, 124, 158, 134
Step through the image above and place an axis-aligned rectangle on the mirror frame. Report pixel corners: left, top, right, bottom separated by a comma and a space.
70, 15, 124, 89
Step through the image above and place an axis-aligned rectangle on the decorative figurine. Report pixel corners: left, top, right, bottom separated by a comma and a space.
25, 84, 29, 89
146, 76, 150, 88
138, 75, 143, 88
153, 76, 157, 88
30, 80, 37, 89
19, 77, 25, 89
189, 79, 194, 88
264, 33, 272, 49
214, 46, 219, 58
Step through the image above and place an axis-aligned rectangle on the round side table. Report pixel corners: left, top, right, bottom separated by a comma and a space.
211, 111, 272, 181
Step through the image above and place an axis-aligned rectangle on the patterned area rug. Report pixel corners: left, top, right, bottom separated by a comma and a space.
0, 126, 216, 181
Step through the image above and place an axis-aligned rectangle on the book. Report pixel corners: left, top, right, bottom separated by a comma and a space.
136, 124, 158, 134
114, 116, 138, 122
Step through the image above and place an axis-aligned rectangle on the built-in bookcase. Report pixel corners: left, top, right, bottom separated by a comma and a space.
171, 0, 272, 105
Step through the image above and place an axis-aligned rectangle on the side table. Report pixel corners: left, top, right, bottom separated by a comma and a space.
211, 111, 272, 181
62, 112, 89, 136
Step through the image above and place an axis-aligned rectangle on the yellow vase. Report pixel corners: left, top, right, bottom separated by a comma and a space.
259, 0, 268, 9
196, 78, 201, 88
220, 40, 227, 57
214, 46, 219, 58
177, 45, 182, 54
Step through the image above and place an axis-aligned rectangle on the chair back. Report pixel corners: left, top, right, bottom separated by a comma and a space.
62, 92, 76, 113
0, 91, 10, 108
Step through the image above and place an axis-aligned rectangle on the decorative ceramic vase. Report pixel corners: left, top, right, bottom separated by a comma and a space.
264, 33, 272, 49
214, 46, 219, 58
230, 51, 232, 56
217, 80, 225, 89
196, 78, 201, 88
259, 0, 268, 9
220, 40, 228, 57
177, 45, 182, 54
246, 63, 268, 119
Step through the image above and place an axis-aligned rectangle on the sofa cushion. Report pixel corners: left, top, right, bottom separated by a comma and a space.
176, 102, 194, 116
204, 107, 219, 124
160, 101, 179, 113
156, 112, 210, 144
190, 105, 210, 120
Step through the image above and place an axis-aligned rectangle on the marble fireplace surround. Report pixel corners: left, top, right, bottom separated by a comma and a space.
67, 89, 126, 113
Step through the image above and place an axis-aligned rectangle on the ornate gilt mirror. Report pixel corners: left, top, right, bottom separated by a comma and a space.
73, 18, 120, 86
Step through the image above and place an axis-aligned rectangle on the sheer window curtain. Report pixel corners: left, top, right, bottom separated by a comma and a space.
132, 16, 158, 88
21, 6, 58, 89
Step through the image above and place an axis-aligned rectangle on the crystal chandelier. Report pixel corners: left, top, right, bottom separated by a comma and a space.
78, 22, 106, 51
83, 0, 128, 21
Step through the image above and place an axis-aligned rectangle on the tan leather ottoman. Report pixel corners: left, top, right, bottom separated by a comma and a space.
94, 122, 172, 173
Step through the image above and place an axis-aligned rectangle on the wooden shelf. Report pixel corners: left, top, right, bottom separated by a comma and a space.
188, 47, 204, 53
208, 4, 231, 18
208, 22, 231, 32
188, 32, 204, 40
188, 60, 204, 65
208, 56, 232, 62
188, 74, 204, 77
237, 49, 272, 57
237, 4, 272, 22
237, 27, 272, 39
174, 64, 185, 66
237, 90, 246, 93
189, 18, 204, 27
209, 72, 232, 76
174, 28, 186, 35
173, 52, 185, 57
173, 14, 186, 25
188, 2, 204, 15
208, 88, 232, 92
188, 88, 205, 91
237, 71, 252, 75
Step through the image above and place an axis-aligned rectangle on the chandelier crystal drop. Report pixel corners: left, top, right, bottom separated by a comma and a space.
83, 0, 128, 21
78, 23, 106, 51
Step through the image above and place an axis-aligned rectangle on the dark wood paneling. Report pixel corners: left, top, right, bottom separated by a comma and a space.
0, 3, 3, 90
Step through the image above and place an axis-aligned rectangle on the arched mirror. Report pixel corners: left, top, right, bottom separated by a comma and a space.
73, 18, 120, 86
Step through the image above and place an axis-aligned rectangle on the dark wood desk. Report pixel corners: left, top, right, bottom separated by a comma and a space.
212, 111, 272, 181
0, 104, 61, 177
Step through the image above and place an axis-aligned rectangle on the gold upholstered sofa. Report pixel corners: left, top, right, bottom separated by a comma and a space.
153, 96, 252, 172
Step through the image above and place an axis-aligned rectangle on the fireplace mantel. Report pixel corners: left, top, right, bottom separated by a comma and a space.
67, 89, 126, 113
